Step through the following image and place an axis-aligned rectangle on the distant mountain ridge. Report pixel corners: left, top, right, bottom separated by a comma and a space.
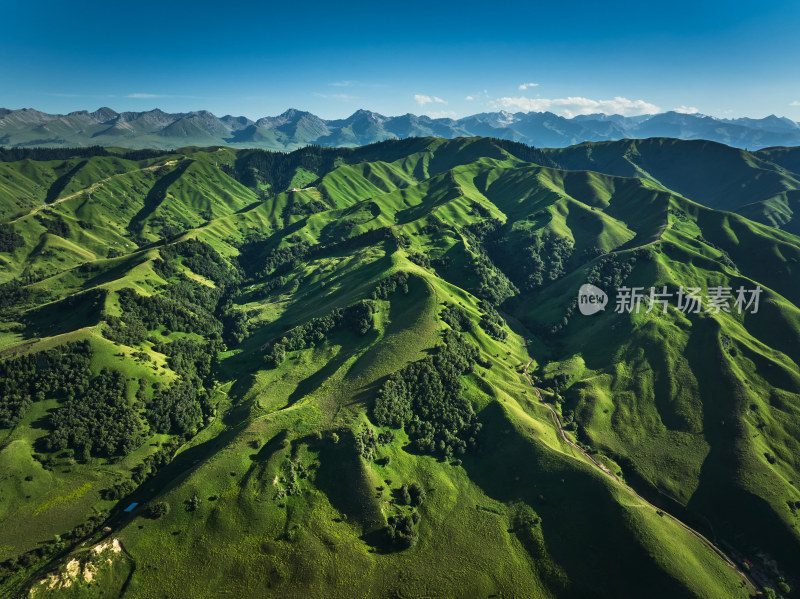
2, 106, 800, 151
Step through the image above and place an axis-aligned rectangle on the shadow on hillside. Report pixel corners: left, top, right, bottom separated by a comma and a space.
45, 160, 88, 204
284, 329, 379, 408
100, 410, 251, 530
684, 317, 800, 575
77, 254, 150, 290
315, 428, 385, 542
127, 159, 193, 234
22, 289, 105, 340
459, 401, 702, 599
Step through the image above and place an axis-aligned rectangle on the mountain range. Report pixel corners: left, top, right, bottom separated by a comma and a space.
3, 106, 800, 151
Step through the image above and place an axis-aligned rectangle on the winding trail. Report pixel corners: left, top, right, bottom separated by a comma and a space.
521, 357, 758, 595
8, 160, 178, 224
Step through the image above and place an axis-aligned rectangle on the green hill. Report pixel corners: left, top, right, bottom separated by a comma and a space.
544, 137, 800, 235
0, 137, 798, 598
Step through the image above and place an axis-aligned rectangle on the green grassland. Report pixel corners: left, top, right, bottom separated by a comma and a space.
1, 137, 799, 598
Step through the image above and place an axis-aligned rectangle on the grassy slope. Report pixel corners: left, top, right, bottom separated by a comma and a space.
544, 137, 800, 235
2, 137, 797, 597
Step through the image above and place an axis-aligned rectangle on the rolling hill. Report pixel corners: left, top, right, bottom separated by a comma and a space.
0, 137, 798, 598
543, 138, 800, 235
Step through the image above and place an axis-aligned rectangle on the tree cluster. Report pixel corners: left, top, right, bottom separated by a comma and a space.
406, 252, 430, 268
257, 242, 311, 279
440, 303, 474, 332
230, 146, 344, 190
226, 138, 428, 193
145, 337, 220, 434
275, 457, 309, 499
371, 272, 409, 300
0, 145, 111, 162
383, 485, 425, 551
146, 501, 170, 519
264, 300, 375, 367
478, 300, 507, 340
458, 219, 519, 305
153, 337, 223, 381
385, 512, 420, 549
355, 426, 394, 461
476, 224, 574, 293
103, 242, 238, 443
373, 330, 483, 456
0, 341, 91, 428
246, 275, 286, 302
0, 511, 109, 585
508, 233, 573, 291
219, 299, 249, 346
35, 214, 71, 238
470, 202, 491, 218
160, 239, 238, 286
490, 139, 560, 168
145, 380, 210, 436
585, 251, 640, 291
467, 253, 518, 306
45, 369, 143, 459
0, 225, 24, 253
104, 282, 222, 346
101, 438, 179, 499
288, 198, 328, 216
398, 482, 426, 507
0, 279, 30, 312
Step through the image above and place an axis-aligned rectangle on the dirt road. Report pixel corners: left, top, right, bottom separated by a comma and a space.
9, 160, 179, 224
521, 357, 757, 594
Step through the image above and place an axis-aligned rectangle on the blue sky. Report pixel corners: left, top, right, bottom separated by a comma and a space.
2, 0, 800, 120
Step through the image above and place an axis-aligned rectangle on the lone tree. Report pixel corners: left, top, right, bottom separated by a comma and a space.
408, 482, 426, 507
186, 495, 202, 512
147, 501, 170, 519
385, 513, 419, 549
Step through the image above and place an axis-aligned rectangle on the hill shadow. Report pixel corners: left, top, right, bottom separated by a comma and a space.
127, 159, 193, 233
284, 329, 378, 408
459, 401, 705, 599
23, 289, 105, 339
683, 317, 800, 576
45, 160, 88, 204
314, 428, 385, 540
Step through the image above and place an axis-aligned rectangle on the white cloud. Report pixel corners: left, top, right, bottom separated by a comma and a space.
790, 100, 800, 107
126, 93, 161, 99
465, 95, 474, 101
414, 94, 447, 106
492, 95, 660, 117
518, 82, 539, 90
673, 105, 699, 114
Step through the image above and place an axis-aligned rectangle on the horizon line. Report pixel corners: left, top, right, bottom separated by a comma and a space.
2, 105, 798, 124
